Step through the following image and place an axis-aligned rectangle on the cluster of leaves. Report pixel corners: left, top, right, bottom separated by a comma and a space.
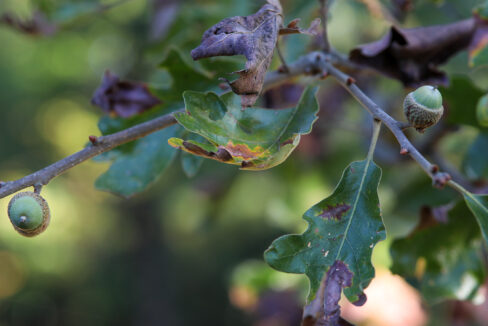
84, 0, 488, 325
4, 0, 488, 325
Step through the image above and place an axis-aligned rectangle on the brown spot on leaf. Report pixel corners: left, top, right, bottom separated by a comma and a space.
223, 142, 261, 160
190, 0, 283, 107
281, 138, 294, 147
319, 203, 351, 220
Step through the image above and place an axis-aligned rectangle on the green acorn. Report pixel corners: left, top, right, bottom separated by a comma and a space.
7, 192, 50, 237
476, 94, 488, 128
403, 85, 444, 132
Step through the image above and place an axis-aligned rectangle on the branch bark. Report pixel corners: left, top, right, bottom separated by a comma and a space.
0, 51, 330, 199
323, 59, 458, 191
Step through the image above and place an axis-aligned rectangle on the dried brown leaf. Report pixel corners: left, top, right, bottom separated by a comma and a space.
191, 0, 283, 107
279, 18, 321, 36
349, 18, 477, 87
91, 71, 161, 118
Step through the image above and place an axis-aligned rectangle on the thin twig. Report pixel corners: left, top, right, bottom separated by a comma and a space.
0, 112, 179, 199
276, 39, 290, 73
318, 0, 330, 52
0, 52, 331, 199
324, 61, 457, 191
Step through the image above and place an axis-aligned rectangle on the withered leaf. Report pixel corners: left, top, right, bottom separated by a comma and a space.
91, 71, 161, 118
279, 18, 321, 36
322, 261, 353, 326
191, 0, 283, 107
349, 18, 477, 87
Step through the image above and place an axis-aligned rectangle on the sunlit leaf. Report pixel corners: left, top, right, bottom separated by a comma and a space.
264, 158, 385, 323
391, 203, 486, 303
169, 86, 319, 170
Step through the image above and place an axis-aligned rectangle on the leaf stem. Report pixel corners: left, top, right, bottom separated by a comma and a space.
367, 119, 382, 161
318, 0, 330, 52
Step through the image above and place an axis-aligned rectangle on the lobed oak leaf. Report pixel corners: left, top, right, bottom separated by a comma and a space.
349, 18, 477, 87
190, 0, 283, 107
91, 71, 161, 118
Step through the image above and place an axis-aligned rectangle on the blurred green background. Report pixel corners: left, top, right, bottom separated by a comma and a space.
0, 0, 487, 325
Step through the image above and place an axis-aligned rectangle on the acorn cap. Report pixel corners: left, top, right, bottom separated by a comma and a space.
476, 94, 488, 127
8, 192, 50, 237
410, 86, 443, 110
403, 85, 444, 132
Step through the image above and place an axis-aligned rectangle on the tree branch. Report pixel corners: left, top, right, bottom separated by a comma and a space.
323, 59, 456, 190
0, 113, 179, 199
0, 52, 331, 199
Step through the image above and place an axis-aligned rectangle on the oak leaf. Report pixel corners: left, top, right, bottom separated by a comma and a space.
349, 18, 477, 87
190, 0, 283, 107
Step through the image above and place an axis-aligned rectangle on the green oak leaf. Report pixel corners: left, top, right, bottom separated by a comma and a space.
95, 125, 180, 197
440, 77, 486, 128
391, 203, 486, 303
169, 86, 319, 170
463, 132, 488, 179
463, 192, 488, 244
264, 159, 386, 306
94, 48, 217, 196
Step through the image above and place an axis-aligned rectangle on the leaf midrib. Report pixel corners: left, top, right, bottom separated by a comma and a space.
334, 158, 373, 261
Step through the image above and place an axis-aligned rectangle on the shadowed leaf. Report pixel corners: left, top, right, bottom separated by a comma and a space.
349, 18, 476, 87
440, 76, 486, 128
93, 49, 217, 195
463, 132, 488, 180
92, 71, 161, 118
264, 159, 386, 312
391, 202, 486, 303
190, 0, 283, 107
463, 192, 488, 244
95, 125, 180, 197
169, 86, 319, 170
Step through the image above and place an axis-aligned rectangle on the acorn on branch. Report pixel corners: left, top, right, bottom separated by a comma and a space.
476, 94, 488, 128
403, 85, 444, 132
7, 192, 50, 237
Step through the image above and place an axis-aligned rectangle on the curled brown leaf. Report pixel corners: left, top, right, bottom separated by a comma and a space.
91, 71, 161, 118
349, 18, 477, 87
279, 18, 321, 36
191, 0, 283, 107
